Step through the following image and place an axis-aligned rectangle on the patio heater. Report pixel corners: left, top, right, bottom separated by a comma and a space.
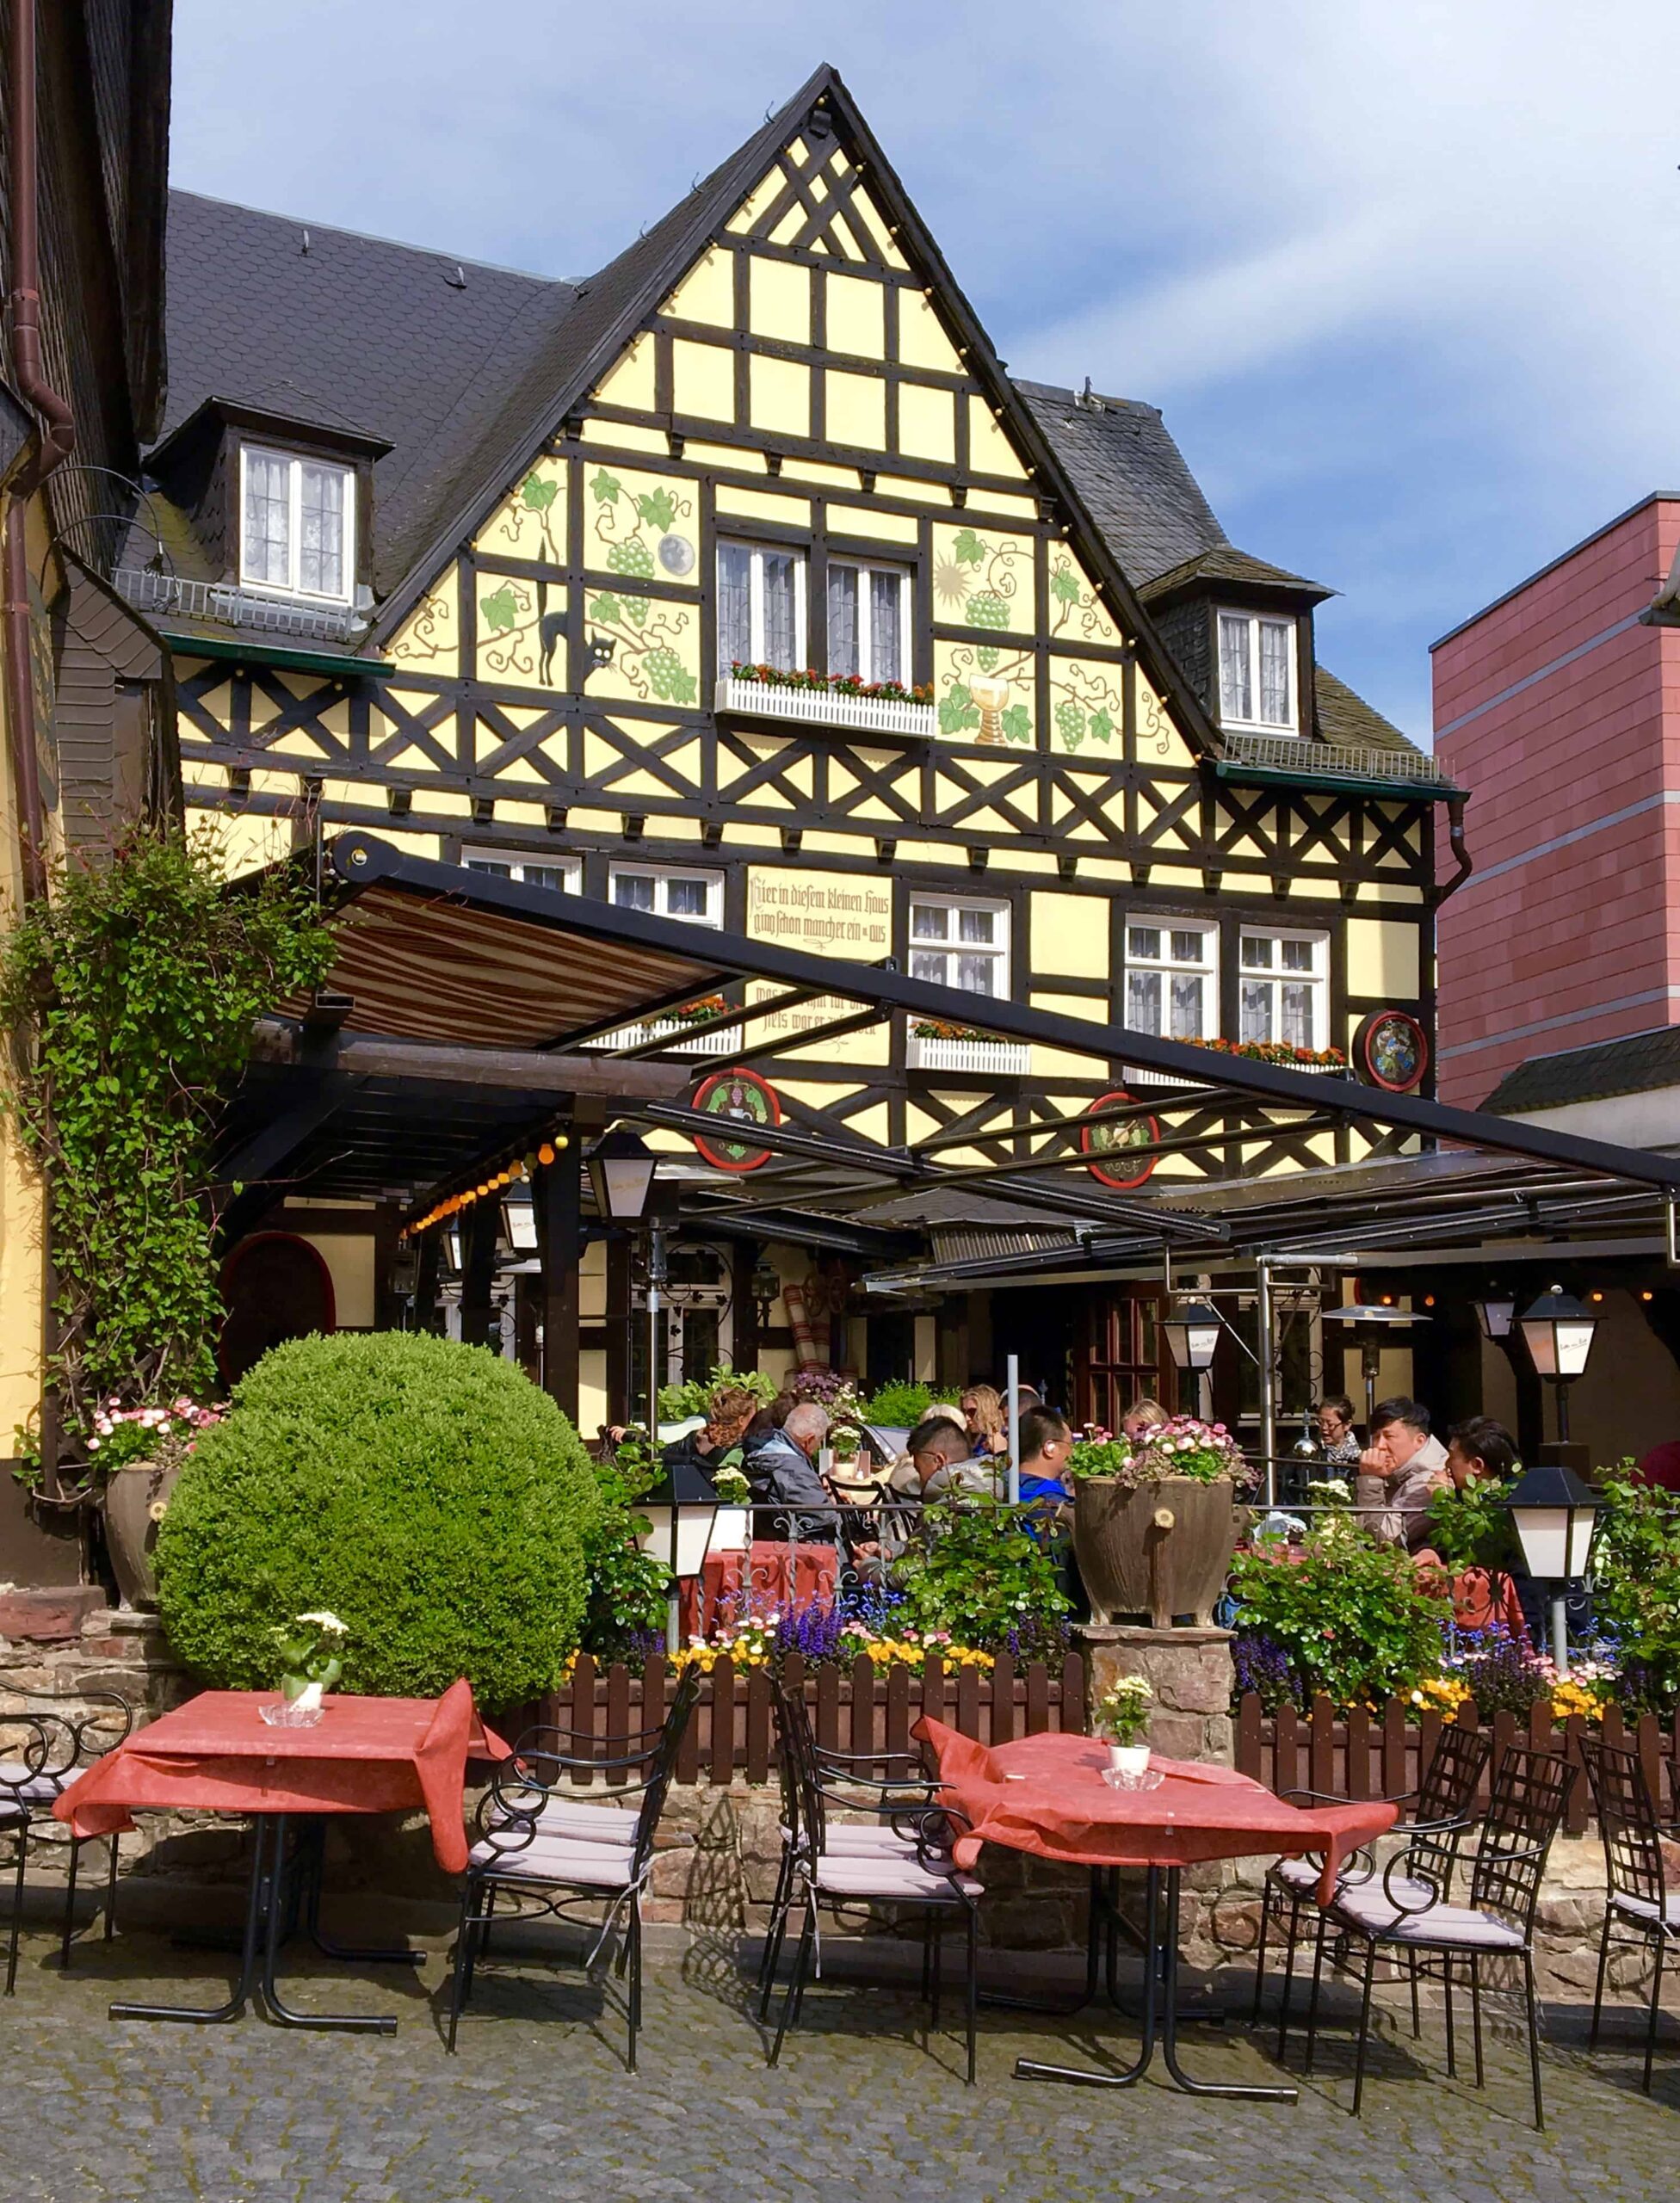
1319, 1303, 1431, 1430
1163, 1300, 1220, 1419
1502, 1460, 1601, 1675
1517, 1287, 1600, 1446
590, 1129, 712, 1650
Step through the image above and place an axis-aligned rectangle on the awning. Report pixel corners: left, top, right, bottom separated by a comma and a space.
223, 832, 1680, 1260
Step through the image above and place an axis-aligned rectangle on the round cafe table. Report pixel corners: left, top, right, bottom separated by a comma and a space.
916, 1718, 1398, 2101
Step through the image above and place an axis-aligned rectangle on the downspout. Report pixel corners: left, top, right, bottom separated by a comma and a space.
1431, 789, 1473, 906
3, 0, 75, 905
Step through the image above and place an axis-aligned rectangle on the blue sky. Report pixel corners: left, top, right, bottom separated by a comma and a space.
170, 2, 1680, 742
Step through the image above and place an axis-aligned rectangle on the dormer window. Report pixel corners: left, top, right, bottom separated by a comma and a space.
1218, 609, 1295, 732
240, 445, 355, 603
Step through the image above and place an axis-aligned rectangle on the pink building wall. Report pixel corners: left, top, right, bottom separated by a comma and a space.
1432, 495, 1680, 1105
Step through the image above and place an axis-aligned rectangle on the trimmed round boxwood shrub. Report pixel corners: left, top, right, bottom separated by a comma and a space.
156, 1330, 604, 1709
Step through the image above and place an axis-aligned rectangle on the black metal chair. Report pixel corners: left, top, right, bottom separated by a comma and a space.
1258, 1719, 1492, 2057
1578, 1735, 1680, 2092
1306, 1743, 1577, 2129
756, 1672, 938, 2015
0, 1688, 134, 1990
764, 1680, 983, 2085
445, 1669, 700, 2069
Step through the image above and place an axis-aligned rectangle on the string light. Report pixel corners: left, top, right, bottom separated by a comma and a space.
397, 1126, 574, 1238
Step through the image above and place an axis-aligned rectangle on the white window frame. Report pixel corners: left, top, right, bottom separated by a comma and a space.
825, 556, 911, 686
238, 443, 356, 604
716, 538, 807, 672
1217, 608, 1297, 733
1238, 926, 1329, 1051
906, 892, 1011, 1001
608, 862, 724, 929
463, 849, 582, 895
1122, 916, 1219, 1042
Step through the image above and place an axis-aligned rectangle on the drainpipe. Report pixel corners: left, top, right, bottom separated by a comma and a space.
3, 0, 76, 905
1431, 789, 1473, 907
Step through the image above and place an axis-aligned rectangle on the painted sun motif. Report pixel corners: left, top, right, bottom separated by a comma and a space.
933, 558, 970, 608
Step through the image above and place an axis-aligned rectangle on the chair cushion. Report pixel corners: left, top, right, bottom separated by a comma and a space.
780, 1820, 918, 1860
1273, 1854, 1441, 1910
1611, 1891, 1680, 1928
810, 1854, 982, 1904
489, 1798, 638, 1846
0, 1762, 70, 1806
469, 1834, 642, 1891
1330, 1886, 1524, 1951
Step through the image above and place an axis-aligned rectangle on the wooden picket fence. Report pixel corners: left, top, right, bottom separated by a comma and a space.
520, 1649, 1088, 1786
1234, 1694, 1680, 1836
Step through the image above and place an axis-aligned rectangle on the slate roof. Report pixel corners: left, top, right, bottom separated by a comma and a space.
140, 73, 1415, 754
1139, 544, 1331, 604
1483, 1027, 1680, 1116
1013, 380, 1226, 586
158, 189, 585, 599
1314, 667, 1412, 755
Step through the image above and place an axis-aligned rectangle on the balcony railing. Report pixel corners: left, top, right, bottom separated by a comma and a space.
111, 566, 368, 647
1219, 729, 1454, 788
717, 676, 936, 740
907, 1033, 1031, 1077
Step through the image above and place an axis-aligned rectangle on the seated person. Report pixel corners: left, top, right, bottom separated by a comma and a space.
1016, 1404, 1073, 1508
1122, 1398, 1168, 1443
1315, 1394, 1362, 1468
1415, 1416, 1526, 1634
1357, 1397, 1448, 1549
960, 1383, 1008, 1458
743, 1400, 836, 1545
663, 1382, 757, 1479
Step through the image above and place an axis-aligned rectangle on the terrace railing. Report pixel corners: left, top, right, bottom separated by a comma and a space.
528, 1647, 1088, 1787
1235, 1693, 1679, 1838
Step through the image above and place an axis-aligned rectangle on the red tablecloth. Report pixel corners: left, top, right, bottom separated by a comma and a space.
917, 1719, 1397, 1905
52, 1683, 508, 1875
678, 1540, 838, 1637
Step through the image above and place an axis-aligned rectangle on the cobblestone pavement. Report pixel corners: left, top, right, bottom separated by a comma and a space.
6, 1913, 1678, 2202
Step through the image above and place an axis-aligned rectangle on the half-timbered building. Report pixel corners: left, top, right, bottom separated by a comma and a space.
118, 64, 1464, 1431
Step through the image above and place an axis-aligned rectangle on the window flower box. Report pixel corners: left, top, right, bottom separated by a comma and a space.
718, 672, 936, 740
908, 1021, 1030, 1076
1122, 1037, 1348, 1089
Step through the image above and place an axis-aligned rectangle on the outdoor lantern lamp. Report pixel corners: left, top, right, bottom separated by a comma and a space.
1473, 1291, 1516, 1342
1164, 1301, 1221, 1373
587, 1126, 658, 1223
1518, 1286, 1600, 1441
1502, 1459, 1602, 1675
635, 1449, 721, 1585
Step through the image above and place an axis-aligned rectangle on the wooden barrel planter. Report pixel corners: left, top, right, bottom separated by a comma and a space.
1073, 1476, 1238, 1628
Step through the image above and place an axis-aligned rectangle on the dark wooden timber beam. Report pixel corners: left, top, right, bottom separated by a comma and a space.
250, 1021, 687, 1101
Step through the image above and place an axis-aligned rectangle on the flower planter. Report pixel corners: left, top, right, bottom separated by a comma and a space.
1073, 1475, 1238, 1629
717, 676, 936, 740
908, 1034, 1032, 1076
101, 1459, 182, 1610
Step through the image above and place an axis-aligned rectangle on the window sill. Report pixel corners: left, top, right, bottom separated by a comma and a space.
716, 676, 936, 741
908, 1034, 1031, 1076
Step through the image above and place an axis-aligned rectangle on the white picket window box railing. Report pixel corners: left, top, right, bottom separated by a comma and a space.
584, 1016, 719, 1056
717, 676, 936, 740
1122, 1056, 1347, 1089
908, 1033, 1032, 1077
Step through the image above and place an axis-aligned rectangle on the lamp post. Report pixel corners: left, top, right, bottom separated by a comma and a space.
1503, 1460, 1601, 1675
1164, 1300, 1220, 1419
589, 1128, 709, 1649
1518, 1287, 1600, 1445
